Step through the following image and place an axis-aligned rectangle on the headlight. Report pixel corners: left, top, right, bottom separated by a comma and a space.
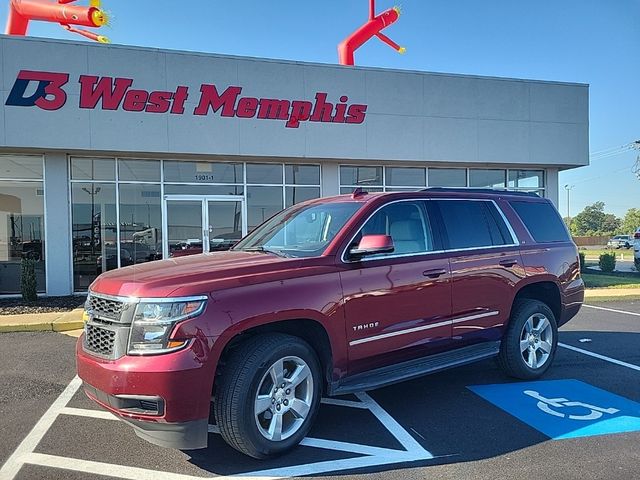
128, 298, 206, 355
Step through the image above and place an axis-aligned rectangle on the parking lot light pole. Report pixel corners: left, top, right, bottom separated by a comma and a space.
564, 184, 575, 229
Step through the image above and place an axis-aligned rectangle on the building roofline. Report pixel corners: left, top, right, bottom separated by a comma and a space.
0, 34, 590, 88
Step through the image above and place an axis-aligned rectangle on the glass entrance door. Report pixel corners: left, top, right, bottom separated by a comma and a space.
163, 195, 246, 258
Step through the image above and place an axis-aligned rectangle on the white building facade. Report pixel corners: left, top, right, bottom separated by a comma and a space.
0, 36, 589, 295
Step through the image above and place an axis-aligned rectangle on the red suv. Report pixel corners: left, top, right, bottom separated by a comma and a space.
77, 188, 584, 458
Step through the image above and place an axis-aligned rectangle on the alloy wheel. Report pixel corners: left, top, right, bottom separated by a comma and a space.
254, 356, 314, 442
519, 313, 553, 369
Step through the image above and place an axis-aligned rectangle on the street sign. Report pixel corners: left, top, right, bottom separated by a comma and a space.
469, 379, 640, 439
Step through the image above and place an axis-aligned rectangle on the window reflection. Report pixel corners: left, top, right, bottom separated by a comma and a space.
428, 168, 467, 187
247, 186, 283, 230
118, 184, 162, 266
285, 165, 320, 185
71, 183, 117, 290
0, 181, 45, 294
469, 169, 506, 189
285, 187, 320, 207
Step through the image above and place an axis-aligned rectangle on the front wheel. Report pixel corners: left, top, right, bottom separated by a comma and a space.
214, 333, 321, 459
498, 299, 558, 380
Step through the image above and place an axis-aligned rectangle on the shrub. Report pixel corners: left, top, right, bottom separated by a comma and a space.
578, 252, 586, 272
21, 257, 38, 302
599, 252, 616, 273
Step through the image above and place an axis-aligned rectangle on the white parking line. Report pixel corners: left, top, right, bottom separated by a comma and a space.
59, 407, 118, 420
559, 342, 640, 372
320, 398, 370, 409
0, 377, 433, 480
583, 304, 640, 317
0, 376, 81, 480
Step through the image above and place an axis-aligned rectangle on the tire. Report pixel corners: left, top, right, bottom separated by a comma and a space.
498, 299, 558, 380
214, 333, 322, 459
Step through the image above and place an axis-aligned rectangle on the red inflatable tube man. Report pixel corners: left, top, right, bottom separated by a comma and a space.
338, 0, 405, 66
6, 0, 110, 43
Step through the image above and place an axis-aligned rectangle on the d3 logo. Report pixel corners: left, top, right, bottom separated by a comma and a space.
6, 70, 69, 111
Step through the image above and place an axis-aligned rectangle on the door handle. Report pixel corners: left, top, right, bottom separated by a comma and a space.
423, 268, 447, 278
499, 259, 518, 267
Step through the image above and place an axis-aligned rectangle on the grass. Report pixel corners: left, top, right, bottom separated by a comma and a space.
581, 272, 640, 289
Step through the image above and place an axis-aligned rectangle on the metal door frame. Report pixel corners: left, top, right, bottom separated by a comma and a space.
162, 194, 247, 259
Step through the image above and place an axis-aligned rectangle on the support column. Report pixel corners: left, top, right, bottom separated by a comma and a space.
546, 168, 559, 208
44, 152, 73, 295
321, 162, 340, 197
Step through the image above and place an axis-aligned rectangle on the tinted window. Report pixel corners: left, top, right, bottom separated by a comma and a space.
436, 200, 512, 249
354, 201, 434, 258
510, 201, 570, 243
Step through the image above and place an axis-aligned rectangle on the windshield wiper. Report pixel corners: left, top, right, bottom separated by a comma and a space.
242, 246, 291, 258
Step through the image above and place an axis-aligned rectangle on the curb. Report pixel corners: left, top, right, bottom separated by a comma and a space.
0, 309, 84, 334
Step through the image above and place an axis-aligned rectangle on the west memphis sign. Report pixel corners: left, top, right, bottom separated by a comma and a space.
5, 69, 368, 129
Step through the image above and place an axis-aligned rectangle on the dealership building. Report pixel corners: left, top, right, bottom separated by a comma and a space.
0, 36, 589, 296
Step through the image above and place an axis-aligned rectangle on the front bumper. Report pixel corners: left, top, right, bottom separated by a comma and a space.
76, 335, 212, 449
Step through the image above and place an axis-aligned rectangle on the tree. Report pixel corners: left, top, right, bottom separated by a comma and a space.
621, 208, 640, 234
572, 202, 620, 236
563, 217, 578, 236
602, 213, 621, 234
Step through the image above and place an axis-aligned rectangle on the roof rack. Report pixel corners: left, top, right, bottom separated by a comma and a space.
419, 187, 539, 197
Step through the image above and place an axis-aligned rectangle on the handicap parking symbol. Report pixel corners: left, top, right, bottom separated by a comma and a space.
468, 379, 640, 440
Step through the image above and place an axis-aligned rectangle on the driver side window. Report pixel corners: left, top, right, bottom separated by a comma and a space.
355, 201, 434, 258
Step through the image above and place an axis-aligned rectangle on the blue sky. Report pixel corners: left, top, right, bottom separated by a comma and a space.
2, 0, 638, 218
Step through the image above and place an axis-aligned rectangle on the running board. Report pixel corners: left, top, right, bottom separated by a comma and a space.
329, 341, 501, 396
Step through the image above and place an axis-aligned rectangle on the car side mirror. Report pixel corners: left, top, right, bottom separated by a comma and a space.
349, 234, 395, 259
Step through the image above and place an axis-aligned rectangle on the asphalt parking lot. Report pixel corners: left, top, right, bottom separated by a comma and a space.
1, 300, 639, 480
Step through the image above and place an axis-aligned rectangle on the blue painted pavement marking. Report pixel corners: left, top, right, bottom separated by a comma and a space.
468, 379, 640, 440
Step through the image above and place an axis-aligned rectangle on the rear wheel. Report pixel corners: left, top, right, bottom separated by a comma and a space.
498, 299, 558, 379
214, 333, 321, 459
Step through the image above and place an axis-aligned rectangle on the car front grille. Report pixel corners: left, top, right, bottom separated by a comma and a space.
85, 323, 117, 356
84, 293, 135, 359
88, 294, 126, 321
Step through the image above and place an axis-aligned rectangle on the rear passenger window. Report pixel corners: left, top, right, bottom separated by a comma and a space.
435, 200, 514, 250
510, 201, 570, 243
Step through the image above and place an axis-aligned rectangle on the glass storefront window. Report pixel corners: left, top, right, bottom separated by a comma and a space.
340, 187, 384, 194
386, 167, 427, 187
71, 183, 117, 291
247, 186, 283, 229
0, 155, 44, 180
247, 163, 283, 184
428, 168, 467, 187
385, 187, 422, 192
71, 157, 116, 181
68, 159, 322, 289
164, 184, 244, 196
118, 184, 162, 266
0, 181, 45, 294
118, 159, 161, 182
508, 170, 545, 189
163, 161, 243, 183
285, 187, 321, 207
340, 166, 383, 187
469, 169, 506, 189
285, 165, 320, 185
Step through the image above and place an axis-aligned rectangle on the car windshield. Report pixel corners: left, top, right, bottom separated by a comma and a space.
234, 202, 363, 258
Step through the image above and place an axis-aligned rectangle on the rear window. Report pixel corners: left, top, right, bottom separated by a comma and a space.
435, 200, 514, 250
510, 201, 570, 243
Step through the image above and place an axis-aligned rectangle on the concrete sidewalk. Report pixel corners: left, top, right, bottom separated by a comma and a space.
584, 288, 640, 299
0, 308, 84, 333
